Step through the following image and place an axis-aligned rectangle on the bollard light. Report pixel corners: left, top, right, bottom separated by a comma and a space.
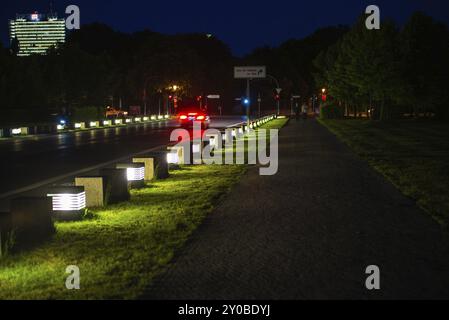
90, 121, 98, 128
167, 146, 184, 165
114, 119, 123, 125
127, 167, 144, 181
164, 115, 169, 119
47, 187, 86, 212
103, 120, 112, 126
143, 116, 149, 122
125, 118, 132, 124
116, 164, 145, 182
74, 123, 82, 129
12, 128, 22, 135
158, 115, 164, 120
134, 117, 142, 123
167, 152, 179, 164
151, 115, 157, 120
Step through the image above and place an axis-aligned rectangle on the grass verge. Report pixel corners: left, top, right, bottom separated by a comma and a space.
319, 118, 449, 226
0, 117, 288, 299
0, 165, 246, 299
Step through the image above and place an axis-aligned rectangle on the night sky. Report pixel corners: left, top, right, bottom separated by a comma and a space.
2, 0, 449, 56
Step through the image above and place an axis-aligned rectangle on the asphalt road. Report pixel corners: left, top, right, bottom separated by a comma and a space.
0, 116, 247, 210
143, 119, 449, 300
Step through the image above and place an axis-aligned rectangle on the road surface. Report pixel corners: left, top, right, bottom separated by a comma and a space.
0, 116, 247, 211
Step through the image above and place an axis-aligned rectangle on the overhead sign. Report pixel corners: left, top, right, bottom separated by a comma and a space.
207, 95, 220, 99
234, 66, 266, 79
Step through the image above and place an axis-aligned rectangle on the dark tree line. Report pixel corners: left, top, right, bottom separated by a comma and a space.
314, 12, 449, 121
244, 26, 348, 106
0, 24, 236, 123
0, 22, 348, 124
4, 13, 445, 124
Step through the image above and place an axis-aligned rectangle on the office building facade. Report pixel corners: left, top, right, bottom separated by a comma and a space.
9, 12, 66, 57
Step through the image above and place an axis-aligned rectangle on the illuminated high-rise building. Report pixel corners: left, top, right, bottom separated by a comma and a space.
9, 12, 66, 57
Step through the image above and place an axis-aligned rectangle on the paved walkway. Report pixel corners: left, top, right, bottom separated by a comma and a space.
143, 119, 449, 300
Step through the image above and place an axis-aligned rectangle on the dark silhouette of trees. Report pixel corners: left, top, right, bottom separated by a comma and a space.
314, 12, 449, 121
245, 26, 348, 108
1, 12, 448, 124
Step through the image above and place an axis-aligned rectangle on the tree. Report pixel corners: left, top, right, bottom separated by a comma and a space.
314, 16, 401, 120
399, 12, 449, 120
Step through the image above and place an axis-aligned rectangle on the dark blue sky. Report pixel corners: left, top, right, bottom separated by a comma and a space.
2, 0, 449, 55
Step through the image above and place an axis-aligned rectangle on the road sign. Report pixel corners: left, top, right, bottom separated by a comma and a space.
275, 88, 283, 94
234, 66, 266, 79
207, 95, 220, 99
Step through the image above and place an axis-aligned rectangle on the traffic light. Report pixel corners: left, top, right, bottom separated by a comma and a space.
168, 95, 173, 100
243, 98, 250, 105
196, 95, 202, 102
274, 94, 280, 101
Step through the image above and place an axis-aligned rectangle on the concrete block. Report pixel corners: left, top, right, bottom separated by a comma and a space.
0, 212, 12, 258
75, 176, 106, 207
11, 127, 28, 136
74, 122, 86, 130
116, 163, 145, 189
133, 157, 156, 181
147, 151, 169, 180
10, 197, 55, 251
167, 145, 185, 165
89, 121, 100, 128
99, 168, 130, 204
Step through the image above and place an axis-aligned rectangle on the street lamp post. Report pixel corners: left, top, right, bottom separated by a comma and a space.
246, 79, 251, 127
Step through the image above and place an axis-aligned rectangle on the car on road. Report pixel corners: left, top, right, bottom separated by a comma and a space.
178, 108, 210, 128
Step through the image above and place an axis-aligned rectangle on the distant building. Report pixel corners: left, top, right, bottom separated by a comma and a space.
9, 12, 65, 57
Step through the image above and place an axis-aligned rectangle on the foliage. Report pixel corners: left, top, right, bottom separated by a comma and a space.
70, 106, 104, 122
320, 101, 345, 119
314, 12, 449, 121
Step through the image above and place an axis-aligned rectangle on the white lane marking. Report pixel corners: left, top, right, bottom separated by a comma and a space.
0, 144, 166, 199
